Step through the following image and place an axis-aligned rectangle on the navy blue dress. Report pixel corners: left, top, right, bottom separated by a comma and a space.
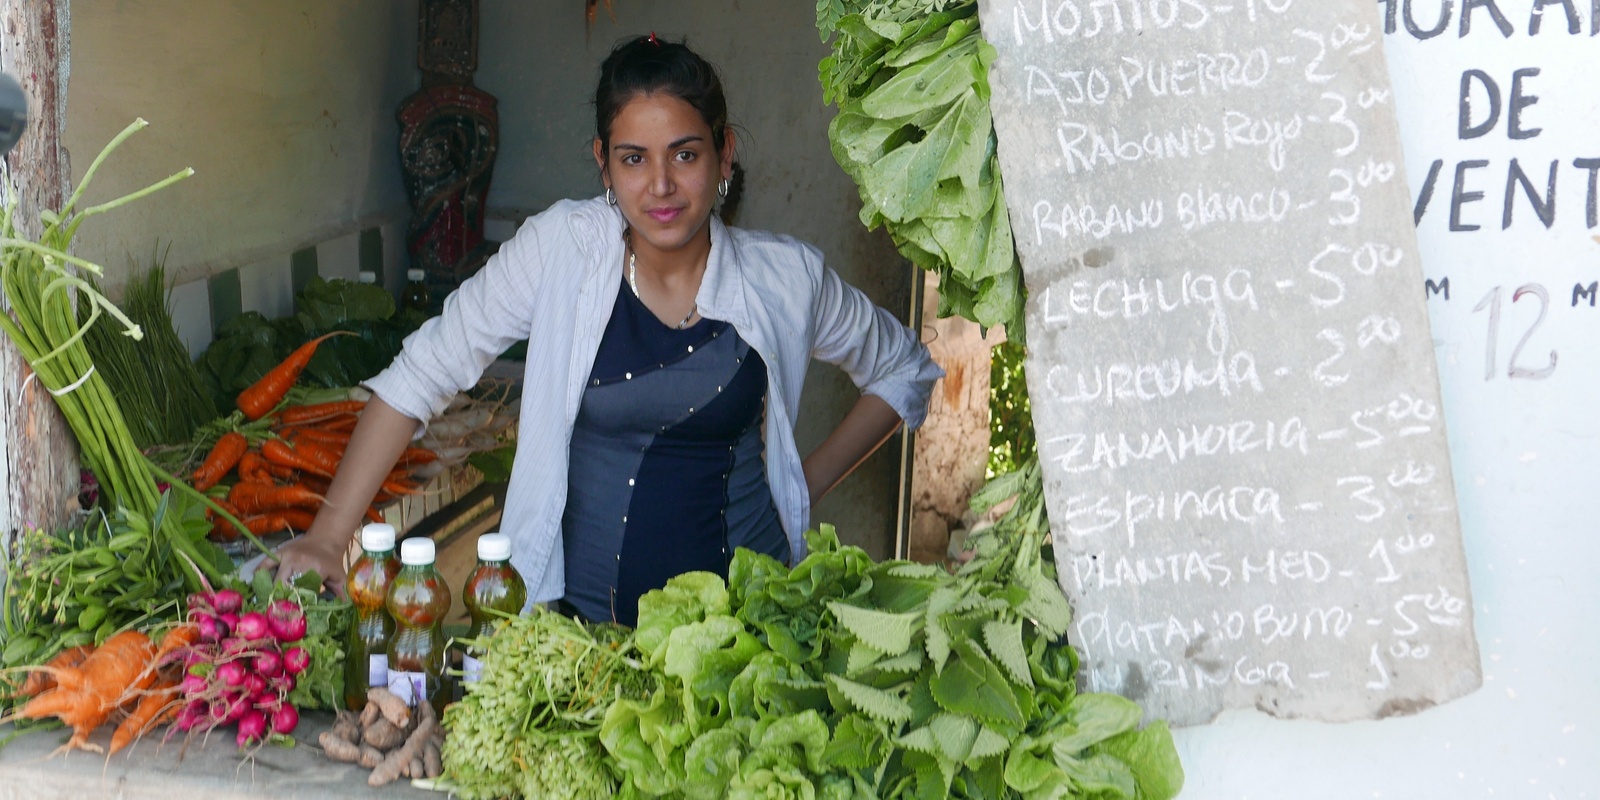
560, 277, 788, 625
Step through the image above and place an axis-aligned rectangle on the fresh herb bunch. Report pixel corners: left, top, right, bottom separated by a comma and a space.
819, 1, 1026, 339
0, 492, 231, 698
79, 258, 221, 449
439, 612, 647, 799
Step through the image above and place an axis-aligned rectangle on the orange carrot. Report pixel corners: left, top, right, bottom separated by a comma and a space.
16, 645, 92, 698
299, 473, 332, 495
291, 427, 353, 447
109, 678, 179, 755
228, 481, 326, 515
262, 438, 340, 478
239, 515, 292, 536
365, 505, 386, 524
380, 476, 419, 496
155, 625, 201, 664
206, 498, 246, 542
398, 447, 437, 466
21, 631, 156, 752
279, 508, 318, 531
321, 414, 361, 433
192, 431, 248, 492
277, 399, 367, 425
236, 332, 353, 420
237, 451, 275, 484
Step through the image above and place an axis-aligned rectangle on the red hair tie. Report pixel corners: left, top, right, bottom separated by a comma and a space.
646, 32, 660, 46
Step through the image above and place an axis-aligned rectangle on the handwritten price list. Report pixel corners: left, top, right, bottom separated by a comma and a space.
978, 0, 1483, 725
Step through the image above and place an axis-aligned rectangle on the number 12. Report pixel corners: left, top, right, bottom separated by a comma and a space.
1472, 284, 1557, 381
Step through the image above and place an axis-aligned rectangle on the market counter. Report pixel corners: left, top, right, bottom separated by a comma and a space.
0, 714, 440, 799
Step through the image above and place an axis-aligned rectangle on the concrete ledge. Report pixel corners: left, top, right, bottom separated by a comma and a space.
0, 714, 440, 799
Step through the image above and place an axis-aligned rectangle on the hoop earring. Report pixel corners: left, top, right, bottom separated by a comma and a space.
717, 179, 729, 199
605, 187, 616, 206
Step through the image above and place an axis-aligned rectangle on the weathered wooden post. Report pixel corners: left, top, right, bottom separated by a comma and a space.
0, 0, 78, 550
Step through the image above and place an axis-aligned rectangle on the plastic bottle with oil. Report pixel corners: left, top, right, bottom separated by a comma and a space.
460, 532, 526, 687
344, 523, 401, 711
385, 537, 451, 714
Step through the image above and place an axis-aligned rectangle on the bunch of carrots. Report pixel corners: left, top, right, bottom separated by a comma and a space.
189, 333, 435, 541
4, 624, 198, 756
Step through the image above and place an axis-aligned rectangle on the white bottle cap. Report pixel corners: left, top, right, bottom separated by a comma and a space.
357, 270, 377, 284
399, 537, 436, 566
360, 523, 396, 552
477, 533, 511, 561
407, 268, 426, 282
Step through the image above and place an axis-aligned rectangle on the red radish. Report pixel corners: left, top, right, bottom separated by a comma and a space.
266, 600, 305, 642
244, 672, 268, 697
179, 673, 209, 695
217, 661, 248, 688
235, 612, 271, 641
253, 691, 281, 712
271, 704, 299, 735
282, 647, 309, 675
236, 709, 267, 747
272, 614, 307, 643
177, 700, 208, 731
195, 613, 224, 643
188, 592, 215, 613
213, 589, 244, 615
253, 649, 284, 679
268, 673, 296, 695
221, 691, 251, 723
219, 612, 239, 632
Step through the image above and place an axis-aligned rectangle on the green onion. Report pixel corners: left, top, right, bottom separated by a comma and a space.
0, 118, 222, 590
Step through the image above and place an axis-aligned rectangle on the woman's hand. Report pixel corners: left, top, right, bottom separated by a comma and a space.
272, 533, 350, 599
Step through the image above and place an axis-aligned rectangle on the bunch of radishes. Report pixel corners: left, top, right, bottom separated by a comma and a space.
173, 588, 309, 747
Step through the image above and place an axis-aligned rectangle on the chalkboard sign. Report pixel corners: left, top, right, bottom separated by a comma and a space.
978, 0, 1483, 725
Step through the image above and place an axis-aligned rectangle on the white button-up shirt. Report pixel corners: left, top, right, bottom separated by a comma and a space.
365, 196, 943, 603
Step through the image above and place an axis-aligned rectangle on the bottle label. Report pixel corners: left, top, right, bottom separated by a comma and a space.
368, 654, 389, 688
463, 654, 484, 684
388, 671, 427, 707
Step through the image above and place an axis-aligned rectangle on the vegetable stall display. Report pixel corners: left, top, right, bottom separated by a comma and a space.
430, 519, 1183, 800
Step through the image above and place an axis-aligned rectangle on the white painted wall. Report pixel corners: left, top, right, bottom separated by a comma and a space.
476, 2, 913, 556
1172, 3, 1598, 797
62, 0, 418, 289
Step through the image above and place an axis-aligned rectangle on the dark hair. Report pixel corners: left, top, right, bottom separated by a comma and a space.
594, 35, 729, 156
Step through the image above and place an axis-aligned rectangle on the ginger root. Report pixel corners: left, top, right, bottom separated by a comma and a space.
368, 704, 436, 786
366, 687, 410, 728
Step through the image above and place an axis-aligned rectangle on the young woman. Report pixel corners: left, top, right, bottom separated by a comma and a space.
272, 35, 942, 625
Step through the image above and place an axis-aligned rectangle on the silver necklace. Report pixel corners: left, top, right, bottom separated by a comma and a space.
627, 248, 697, 330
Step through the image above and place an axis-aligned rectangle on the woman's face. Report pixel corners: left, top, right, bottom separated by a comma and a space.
594, 92, 735, 256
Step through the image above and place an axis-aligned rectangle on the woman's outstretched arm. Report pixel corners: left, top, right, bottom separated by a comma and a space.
271, 396, 421, 597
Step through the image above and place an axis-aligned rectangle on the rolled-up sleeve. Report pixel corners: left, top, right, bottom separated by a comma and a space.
808, 259, 944, 430
363, 223, 544, 427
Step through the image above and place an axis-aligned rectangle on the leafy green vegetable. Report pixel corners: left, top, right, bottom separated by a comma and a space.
197, 277, 424, 409
444, 611, 648, 799
439, 469, 1181, 800
2, 491, 231, 685
820, 1, 1026, 339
